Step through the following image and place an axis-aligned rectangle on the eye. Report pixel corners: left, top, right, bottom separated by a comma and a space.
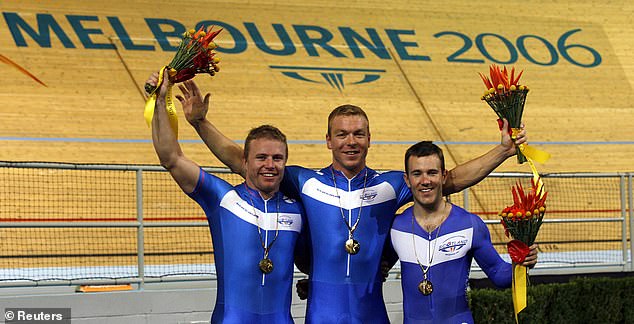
273, 155, 285, 161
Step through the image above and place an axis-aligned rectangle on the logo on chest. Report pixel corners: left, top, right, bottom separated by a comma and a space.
278, 215, 295, 227
438, 235, 469, 255
360, 188, 378, 203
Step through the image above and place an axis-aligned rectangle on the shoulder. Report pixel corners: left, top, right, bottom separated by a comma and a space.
368, 169, 405, 187
391, 206, 413, 230
444, 204, 484, 227
190, 169, 231, 195
449, 204, 476, 218
374, 169, 404, 180
286, 165, 325, 181
449, 204, 489, 232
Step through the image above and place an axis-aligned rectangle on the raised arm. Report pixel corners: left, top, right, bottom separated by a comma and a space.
150, 74, 200, 194
177, 79, 246, 178
443, 118, 526, 195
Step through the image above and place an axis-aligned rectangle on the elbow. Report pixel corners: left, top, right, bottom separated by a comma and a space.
229, 165, 244, 176
158, 152, 182, 171
492, 267, 513, 288
159, 158, 176, 171
442, 171, 463, 195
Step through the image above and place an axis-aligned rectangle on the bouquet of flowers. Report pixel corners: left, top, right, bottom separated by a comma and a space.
500, 178, 547, 260
145, 26, 222, 94
499, 177, 547, 323
479, 65, 529, 164
144, 26, 222, 135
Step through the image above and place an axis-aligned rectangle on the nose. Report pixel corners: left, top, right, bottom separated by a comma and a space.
264, 157, 275, 168
344, 134, 357, 146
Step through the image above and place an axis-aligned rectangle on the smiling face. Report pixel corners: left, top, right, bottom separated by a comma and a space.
404, 154, 447, 210
244, 137, 287, 199
326, 114, 371, 178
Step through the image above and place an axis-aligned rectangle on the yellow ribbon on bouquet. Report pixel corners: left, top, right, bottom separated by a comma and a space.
143, 67, 178, 136
512, 264, 528, 323
510, 128, 549, 323
512, 128, 549, 192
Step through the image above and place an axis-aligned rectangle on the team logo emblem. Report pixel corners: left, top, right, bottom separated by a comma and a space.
278, 215, 294, 226
438, 235, 469, 255
360, 189, 378, 202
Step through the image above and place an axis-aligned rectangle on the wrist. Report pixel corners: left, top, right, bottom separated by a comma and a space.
190, 117, 208, 129
494, 143, 514, 160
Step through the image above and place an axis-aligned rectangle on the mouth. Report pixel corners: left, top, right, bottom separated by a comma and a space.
343, 150, 360, 156
260, 173, 278, 178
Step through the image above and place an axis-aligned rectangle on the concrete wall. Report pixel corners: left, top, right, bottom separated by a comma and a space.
0, 279, 404, 323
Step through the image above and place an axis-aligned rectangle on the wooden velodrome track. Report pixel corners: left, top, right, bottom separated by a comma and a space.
1, 1, 633, 269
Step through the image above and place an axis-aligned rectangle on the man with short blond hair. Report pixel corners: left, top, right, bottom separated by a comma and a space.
148, 75, 304, 323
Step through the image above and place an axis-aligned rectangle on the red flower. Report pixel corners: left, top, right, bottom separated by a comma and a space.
499, 178, 547, 246
507, 240, 530, 263
479, 64, 524, 92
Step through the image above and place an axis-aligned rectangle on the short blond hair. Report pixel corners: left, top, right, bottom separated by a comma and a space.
244, 125, 288, 160
327, 104, 369, 135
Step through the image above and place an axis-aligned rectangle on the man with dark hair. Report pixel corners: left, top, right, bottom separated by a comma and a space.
404, 141, 446, 174
389, 141, 537, 323
148, 76, 304, 323
184, 95, 527, 322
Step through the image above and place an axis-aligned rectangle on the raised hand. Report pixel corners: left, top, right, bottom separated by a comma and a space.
144, 72, 159, 96
499, 118, 527, 158
175, 80, 211, 127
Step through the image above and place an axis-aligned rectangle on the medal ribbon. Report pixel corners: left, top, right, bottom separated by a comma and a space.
245, 184, 280, 263
331, 167, 367, 242
144, 67, 178, 136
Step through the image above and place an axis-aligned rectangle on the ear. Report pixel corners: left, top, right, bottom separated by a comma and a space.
326, 133, 333, 150
441, 169, 448, 185
367, 131, 371, 148
403, 172, 411, 189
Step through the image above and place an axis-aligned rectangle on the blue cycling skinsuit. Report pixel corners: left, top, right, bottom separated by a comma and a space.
389, 204, 512, 324
188, 169, 304, 323
282, 165, 411, 323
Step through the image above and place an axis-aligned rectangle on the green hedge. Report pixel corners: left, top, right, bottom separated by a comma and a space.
469, 276, 634, 324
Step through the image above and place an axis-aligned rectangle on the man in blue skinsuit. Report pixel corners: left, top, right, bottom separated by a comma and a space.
148, 75, 304, 323
389, 141, 537, 323
183, 97, 527, 322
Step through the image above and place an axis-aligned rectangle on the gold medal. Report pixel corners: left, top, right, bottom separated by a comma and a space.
345, 238, 360, 255
259, 258, 274, 274
418, 279, 433, 295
